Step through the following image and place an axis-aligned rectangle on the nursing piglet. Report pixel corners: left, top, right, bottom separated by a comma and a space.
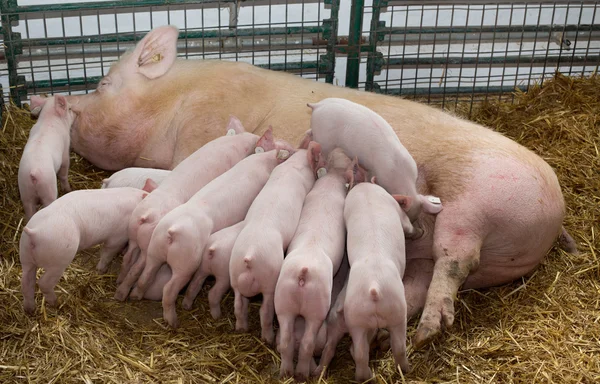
114, 117, 258, 300
343, 179, 411, 381
305, 97, 443, 235
101, 167, 171, 189
18, 95, 74, 222
229, 142, 321, 346
19, 187, 150, 315
130, 148, 292, 328
273, 148, 364, 380
181, 221, 245, 319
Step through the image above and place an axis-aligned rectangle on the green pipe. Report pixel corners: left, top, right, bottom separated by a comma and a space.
345, 0, 364, 88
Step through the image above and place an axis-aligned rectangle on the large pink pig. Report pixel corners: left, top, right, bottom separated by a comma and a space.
18, 95, 74, 222
304, 98, 442, 231
229, 143, 321, 345
273, 148, 364, 380
65, 25, 575, 348
342, 179, 411, 381
129, 148, 292, 328
19, 187, 150, 315
101, 167, 171, 189
114, 117, 259, 301
181, 221, 245, 319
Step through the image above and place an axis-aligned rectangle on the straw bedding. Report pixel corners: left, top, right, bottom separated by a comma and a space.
1, 72, 598, 383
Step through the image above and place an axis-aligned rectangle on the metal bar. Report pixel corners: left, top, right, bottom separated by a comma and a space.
26, 60, 321, 90
365, 0, 385, 91
380, 23, 600, 36
377, 84, 529, 96
20, 26, 327, 47
384, 54, 600, 67
345, 0, 365, 88
9, 0, 321, 14
324, 0, 340, 84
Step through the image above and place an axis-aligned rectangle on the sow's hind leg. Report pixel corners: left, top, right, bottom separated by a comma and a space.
413, 155, 565, 348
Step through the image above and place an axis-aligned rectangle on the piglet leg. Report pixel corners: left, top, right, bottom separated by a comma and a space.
348, 327, 373, 382
259, 292, 276, 346
234, 290, 250, 332
182, 269, 209, 310
277, 314, 296, 378
207, 278, 230, 319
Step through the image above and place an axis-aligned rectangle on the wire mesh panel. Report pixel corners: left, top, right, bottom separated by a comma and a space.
1, 0, 599, 110
0, 0, 341, 105
359, 0, 600, 110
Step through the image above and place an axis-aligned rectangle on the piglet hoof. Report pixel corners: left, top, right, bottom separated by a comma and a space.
181, 298, 194, 311
355, 367, 373, 383
113, 287, 130, 302
373, 329, 391, 351
96, 264, 109, 275
129, 287, 145, 301
294, 371, 310, 382
261, 330, 275, 347
164, 312, 180, 329
234, 323, 249, 333
209, 306, 222, 320
23, 302, 36, 316
279, 365, 293, 379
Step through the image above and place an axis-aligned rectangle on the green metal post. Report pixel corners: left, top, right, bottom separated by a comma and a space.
345, 0, 364, 88
365, 0, 386, 91
321, 0, 340, 84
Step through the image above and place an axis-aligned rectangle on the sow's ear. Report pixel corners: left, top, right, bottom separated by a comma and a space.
126, 25, 179, 79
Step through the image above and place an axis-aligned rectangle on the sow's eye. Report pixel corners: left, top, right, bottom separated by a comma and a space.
97, 77, 111, 91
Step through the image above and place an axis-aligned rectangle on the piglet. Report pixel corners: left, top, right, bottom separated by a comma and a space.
181, 220, 246, 319
229, 142, 321, 346
19, 186, 151, 315
305, 97, 443, 235
273, 148, 365, 380
18, 95, 74, 222
101, 167, 171, 189
129, 147, 292, 328
342, 178, 411, 381
114, 117, 259, 301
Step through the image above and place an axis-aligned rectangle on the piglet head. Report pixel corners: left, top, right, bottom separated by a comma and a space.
307, 141, 326, 179
345, 156, 367, 190
29, 94, 49, 118
225, 115, 246, 136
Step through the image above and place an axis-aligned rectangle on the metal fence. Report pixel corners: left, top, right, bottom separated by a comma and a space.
1, 0, 599, 112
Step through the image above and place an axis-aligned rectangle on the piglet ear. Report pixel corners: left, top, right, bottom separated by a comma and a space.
392, 194, 413, 212
30, 95, 48, 117
127, 25, 179, 79
370, 176, 377, 185
54, 94, 68, 117
142, 178, 159, 193
297, 129, 313, 149
254, 126, 274, 153
307, 141, 324, 176
226, 115, 246, 135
